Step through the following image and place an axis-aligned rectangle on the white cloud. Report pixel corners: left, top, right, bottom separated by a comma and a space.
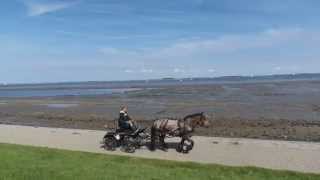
273, 66, 282, 71
99, 47, 120, 55
140, 68, 153, 73
99, 28, 315, 61
155, 28, 305, 57
173, 68, 185, 73
272, 65, 300, 73
24, 1, 77, 16
208, 69, 216, 73
124, 69, 134, 73
99, 47, 141, 58
98, 28, 319, 76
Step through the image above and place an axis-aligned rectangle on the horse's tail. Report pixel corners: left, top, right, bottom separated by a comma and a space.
150, 123, 156, 151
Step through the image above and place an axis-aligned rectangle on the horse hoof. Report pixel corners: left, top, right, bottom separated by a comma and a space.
182, 150, 190, 154
160, 147, 168, 152
176, 145, 182, 152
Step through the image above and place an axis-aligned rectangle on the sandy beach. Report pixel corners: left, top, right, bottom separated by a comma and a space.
1, 124, 320, 174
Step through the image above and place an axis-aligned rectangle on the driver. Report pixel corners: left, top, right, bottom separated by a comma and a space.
118, 106, 137, 131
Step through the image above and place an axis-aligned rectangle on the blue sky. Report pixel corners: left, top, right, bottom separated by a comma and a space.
1, 0, 320, 83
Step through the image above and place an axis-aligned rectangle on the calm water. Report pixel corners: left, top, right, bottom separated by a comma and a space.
45, 104, 79, 108
0, 77, 316, 98
0, 88, 140, 98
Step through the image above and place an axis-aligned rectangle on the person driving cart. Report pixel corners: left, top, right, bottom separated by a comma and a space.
118, 106, 137, 131
102, 106, 148, 153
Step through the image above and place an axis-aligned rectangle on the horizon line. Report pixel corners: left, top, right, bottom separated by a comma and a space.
1, 72, 319, 86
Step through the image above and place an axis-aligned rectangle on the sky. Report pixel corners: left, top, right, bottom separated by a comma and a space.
1, 0, 320, 83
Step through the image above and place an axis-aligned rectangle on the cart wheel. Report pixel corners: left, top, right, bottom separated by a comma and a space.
179, 139, 194, 154
176, 143, 183, 152
135, 136, 144, 148
121, 137, 136, 153
104, 136, 117, 151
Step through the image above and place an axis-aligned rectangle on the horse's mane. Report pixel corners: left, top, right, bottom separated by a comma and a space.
154, 117, 181, 121
183, 112, 204, 121
153, 113, 204, 122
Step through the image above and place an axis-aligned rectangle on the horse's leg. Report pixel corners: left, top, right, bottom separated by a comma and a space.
176, 136, 185, 152
185, 135, 194, 152
150, 126, 157, 151
179, 135, 194, 153
160, 134, 168, 150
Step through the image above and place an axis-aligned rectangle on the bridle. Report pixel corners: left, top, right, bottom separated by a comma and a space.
179, 113, 205, 135
191, 113, 204, 127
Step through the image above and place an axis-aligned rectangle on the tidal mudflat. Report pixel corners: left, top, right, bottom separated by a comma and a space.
0, 79, 320, 141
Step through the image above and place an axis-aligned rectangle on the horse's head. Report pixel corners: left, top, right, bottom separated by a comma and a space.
199, 112, 210, 128
186, 112, 210, 128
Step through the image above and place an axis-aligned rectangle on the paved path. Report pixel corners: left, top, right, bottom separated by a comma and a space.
0, 124, 320, 173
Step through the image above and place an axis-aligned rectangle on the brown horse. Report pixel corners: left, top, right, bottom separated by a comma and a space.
150, 112, 210, 153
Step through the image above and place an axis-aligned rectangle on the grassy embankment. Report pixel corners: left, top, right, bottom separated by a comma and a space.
0, 143, 319, 180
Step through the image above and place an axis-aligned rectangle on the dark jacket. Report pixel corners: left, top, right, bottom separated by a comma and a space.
118, 111, 131, 129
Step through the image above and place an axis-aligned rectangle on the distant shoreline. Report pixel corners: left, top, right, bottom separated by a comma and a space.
1, 72, 320, 87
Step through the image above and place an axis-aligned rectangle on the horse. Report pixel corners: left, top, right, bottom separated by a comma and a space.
150, 112, 210, 153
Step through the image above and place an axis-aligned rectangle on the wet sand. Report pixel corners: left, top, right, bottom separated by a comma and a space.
1, 124, 320, 173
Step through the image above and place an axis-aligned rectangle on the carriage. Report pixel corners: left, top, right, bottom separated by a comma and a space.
102, 127, 149, 153
101, 112, 209, 154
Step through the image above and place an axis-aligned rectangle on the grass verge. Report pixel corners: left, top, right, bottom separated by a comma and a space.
0, 143, 319, 180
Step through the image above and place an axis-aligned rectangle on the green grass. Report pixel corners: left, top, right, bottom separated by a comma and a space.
0, 143, 318, 180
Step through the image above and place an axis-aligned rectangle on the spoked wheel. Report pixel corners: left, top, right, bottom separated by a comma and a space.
134, 136, 144, 148
104, 136, 118, 151
177, 138, 194, 154
121, 137, 136, 153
